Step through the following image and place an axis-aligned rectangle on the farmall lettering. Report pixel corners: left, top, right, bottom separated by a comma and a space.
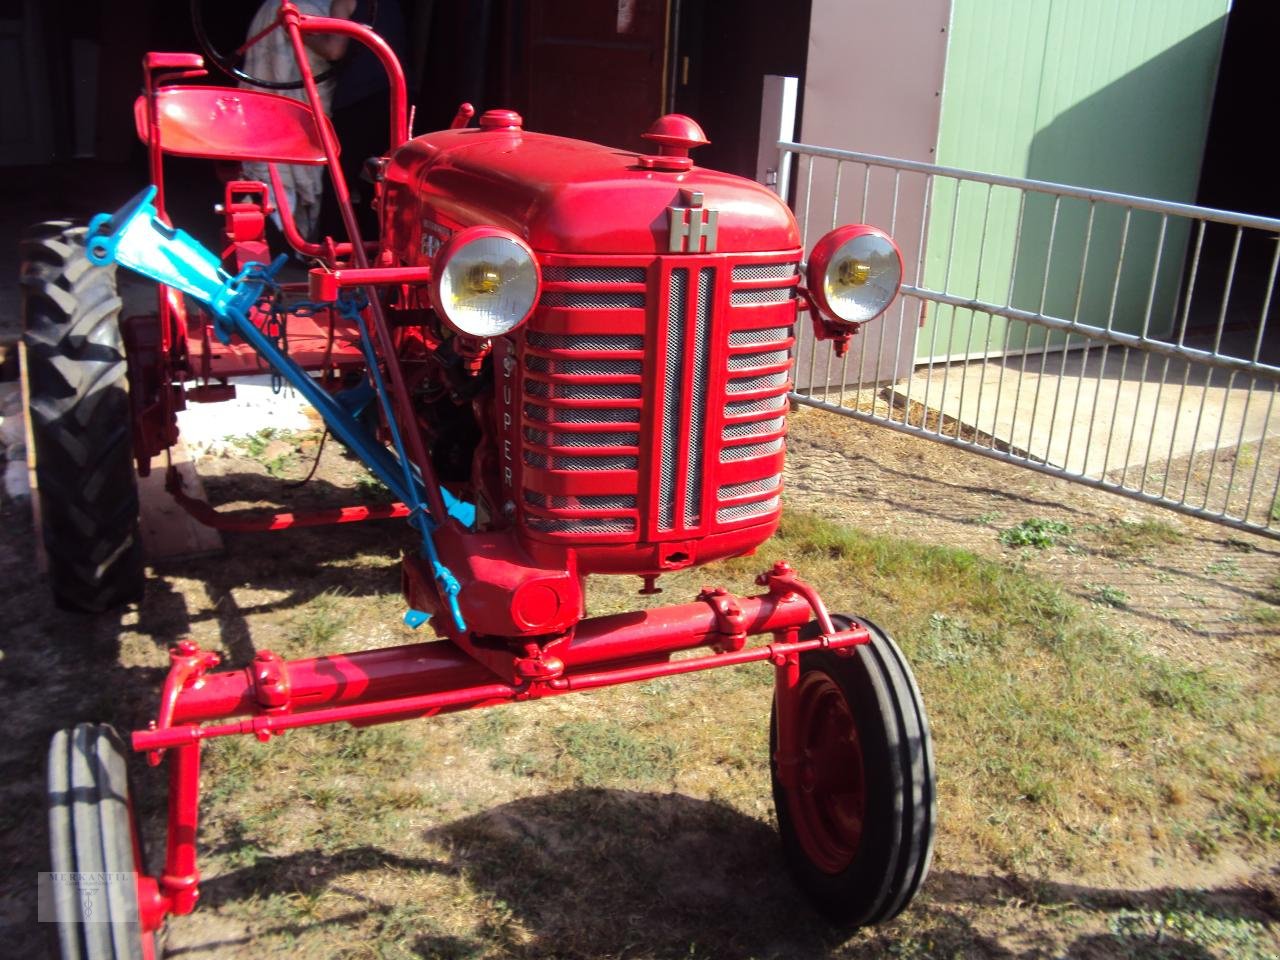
36, 11, 931, 953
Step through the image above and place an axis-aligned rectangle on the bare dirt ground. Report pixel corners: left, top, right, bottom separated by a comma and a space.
1, 402, 1277, 958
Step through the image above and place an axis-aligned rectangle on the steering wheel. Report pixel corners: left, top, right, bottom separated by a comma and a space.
190, 0, 378, 90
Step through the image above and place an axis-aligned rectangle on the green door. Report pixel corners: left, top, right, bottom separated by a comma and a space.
920, 0, 1229, 362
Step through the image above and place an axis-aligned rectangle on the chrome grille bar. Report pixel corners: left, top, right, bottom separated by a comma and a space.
659, 269, 688, 530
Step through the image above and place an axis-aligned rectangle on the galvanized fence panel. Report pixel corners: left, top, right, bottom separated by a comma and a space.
780, 140, 1280, 538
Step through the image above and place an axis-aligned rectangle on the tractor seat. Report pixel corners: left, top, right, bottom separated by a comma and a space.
135, 86, 339, 165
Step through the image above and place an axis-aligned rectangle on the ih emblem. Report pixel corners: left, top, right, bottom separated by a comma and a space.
668, 189, 719, 253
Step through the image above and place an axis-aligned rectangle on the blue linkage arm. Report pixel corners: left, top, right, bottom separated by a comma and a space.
337, 295, 466, 634
87, 187, 471, 632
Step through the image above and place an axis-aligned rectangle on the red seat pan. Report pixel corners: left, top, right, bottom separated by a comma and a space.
135, 86, 339, 165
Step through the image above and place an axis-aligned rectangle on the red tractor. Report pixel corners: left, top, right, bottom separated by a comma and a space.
25, 4, 934, 955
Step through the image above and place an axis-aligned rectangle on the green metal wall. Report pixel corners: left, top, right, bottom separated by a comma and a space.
920, 0, 1229, 361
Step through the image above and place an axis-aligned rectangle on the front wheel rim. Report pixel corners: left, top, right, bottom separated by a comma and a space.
786, 670, 866, 874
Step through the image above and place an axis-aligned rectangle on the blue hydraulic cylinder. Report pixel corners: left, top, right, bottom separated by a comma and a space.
86, 187, 472, 631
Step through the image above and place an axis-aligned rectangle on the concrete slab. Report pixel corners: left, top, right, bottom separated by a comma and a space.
889, 342, 1280, 479
138, 442, 224, 562
176, 373, 314, 455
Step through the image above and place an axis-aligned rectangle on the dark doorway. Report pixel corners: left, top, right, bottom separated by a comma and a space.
670, 0, 811, 179
1185, 0, 1279, 344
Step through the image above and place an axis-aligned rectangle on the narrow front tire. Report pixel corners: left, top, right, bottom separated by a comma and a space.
771, 616, 936, 926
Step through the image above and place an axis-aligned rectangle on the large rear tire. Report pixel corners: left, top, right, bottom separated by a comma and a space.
47, 724, 158, 960
771, 615, 936, 926
21, 221, 144, 613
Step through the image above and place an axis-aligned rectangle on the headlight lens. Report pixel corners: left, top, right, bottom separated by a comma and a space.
808, 225, 903, 324
432, 227, 540, 338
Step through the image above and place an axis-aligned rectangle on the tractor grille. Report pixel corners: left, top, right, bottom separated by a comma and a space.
517, 254, 797, 542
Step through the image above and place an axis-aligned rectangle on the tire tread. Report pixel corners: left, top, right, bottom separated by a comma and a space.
20, 222, 143, 613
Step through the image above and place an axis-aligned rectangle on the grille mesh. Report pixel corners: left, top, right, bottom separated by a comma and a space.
659, 269, 688, 530
727, 370, 789, 394
520, 257, 797, 540
526, 356, 642, 376
537, 430, 640, 448
554, 382, 642, 400
729, 326, 791, 346
525, 491, 637, 510
540, 292, 646, 309
524, 451, 638, 471
722, 416, 785, 441
553, 454, 638, 471
527, 516, 637, 534
732, 262, 798, 280
527, 332, 644, 351
727, 348, 790, 372
726, 394, 788, 416
716, 496, 780, 525
542, 266, 646, 284
525, 404, 638, 424
720, 438, 784, 462
719, 475, 783, 499
731, 287, 794, 306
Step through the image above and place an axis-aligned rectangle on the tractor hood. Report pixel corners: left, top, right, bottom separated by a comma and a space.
382, 117, 801, 257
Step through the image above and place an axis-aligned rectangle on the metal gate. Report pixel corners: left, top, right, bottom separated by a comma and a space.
778, 140, 1280, 539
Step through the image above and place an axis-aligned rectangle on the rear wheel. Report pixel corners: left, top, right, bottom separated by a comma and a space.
47, 724, 157, 960
771, 616, 936, 926
21, 221, 144, 613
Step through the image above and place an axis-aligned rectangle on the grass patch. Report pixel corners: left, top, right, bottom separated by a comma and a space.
355, 468, 394, 502
1086, 583, 1130, 609
287, 589, 350, 648
1095, 517, 1186, 558
1109, 892, 1277, 960
998, 517, 1071, 549
550, 719, 677, 786
1239, 603, 1280, 626
1206, 556, 1243, 579
226, 426, 295, 458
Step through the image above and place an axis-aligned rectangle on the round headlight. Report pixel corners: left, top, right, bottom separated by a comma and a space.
807, 225, 903, 324
431, 226, 541, 338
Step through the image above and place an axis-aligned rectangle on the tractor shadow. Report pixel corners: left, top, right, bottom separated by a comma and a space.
133, 468, 415, 664
182, 789, 1274, 959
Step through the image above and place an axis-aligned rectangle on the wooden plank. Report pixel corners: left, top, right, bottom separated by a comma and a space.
18, 341, 47, 573
138, 441, 224, 561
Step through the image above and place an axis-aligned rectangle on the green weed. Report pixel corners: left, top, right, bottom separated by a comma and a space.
1087, 583, 1130, 608
999, 518, 1072, 549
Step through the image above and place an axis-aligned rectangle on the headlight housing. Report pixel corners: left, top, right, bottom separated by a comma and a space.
430, 226, 541, 338
807, 225, 903, 324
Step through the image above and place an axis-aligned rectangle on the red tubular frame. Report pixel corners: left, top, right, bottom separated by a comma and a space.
129, 572, 868, 933
170, 490, 410, 531
280, 4, 449, 530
